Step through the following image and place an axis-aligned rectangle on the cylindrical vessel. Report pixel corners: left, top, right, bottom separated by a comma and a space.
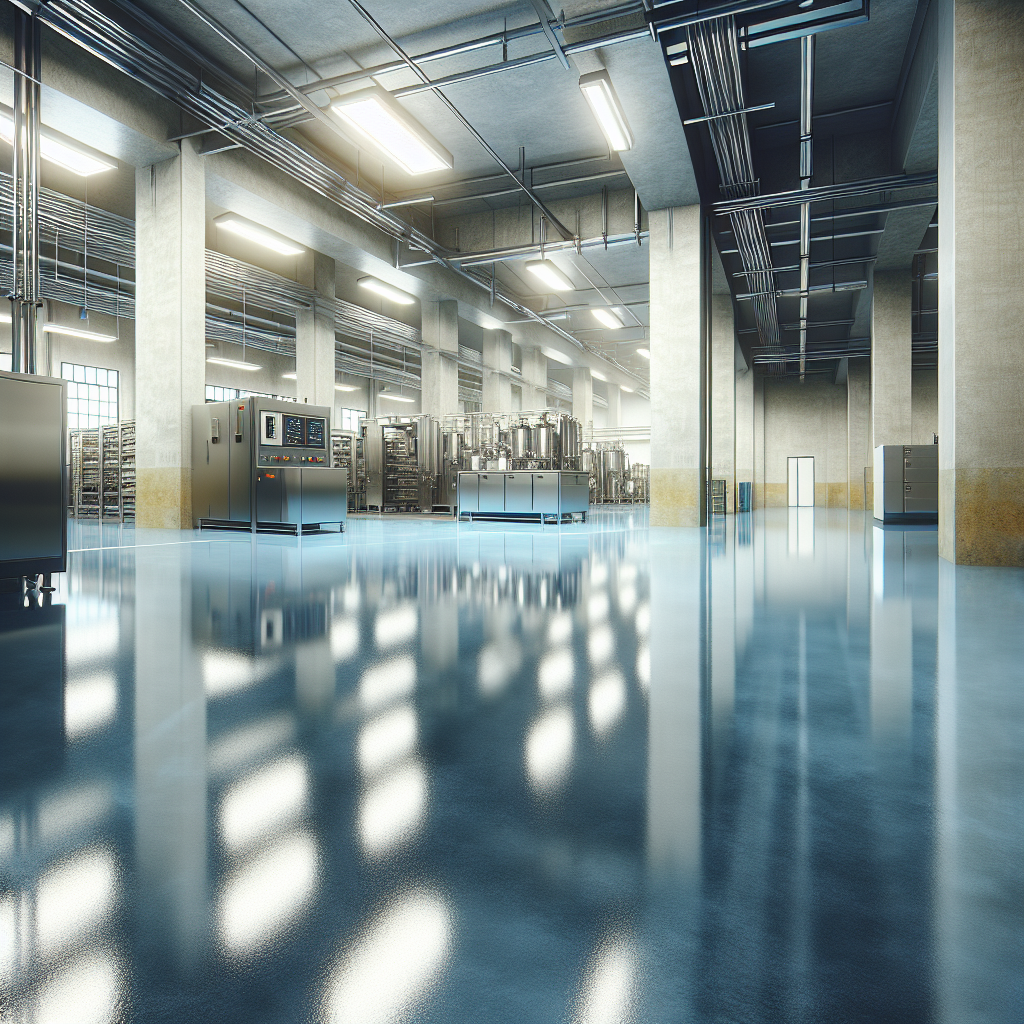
533, 424, 554, 461
511, 425, 530, 460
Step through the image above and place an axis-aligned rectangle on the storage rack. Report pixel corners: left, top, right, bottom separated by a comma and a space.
709, 478, 727, 516
383, 426, 420, 512
68, 421, 136, 521
330, 430, 363, 511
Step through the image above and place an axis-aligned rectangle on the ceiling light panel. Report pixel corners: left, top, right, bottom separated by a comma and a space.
42, 323, 116, 342
0, 111, 117, 176
214, 214, 305, 256
332, 87, 453, 176
592, 307, 624, 330
207, 356, 262, 371
378, 391, 415, 403
335, 384, 359, 392
525, 260, 574, 293
358, 277, 416, 305
636, 347, 650, 359
578, 71, 634, 153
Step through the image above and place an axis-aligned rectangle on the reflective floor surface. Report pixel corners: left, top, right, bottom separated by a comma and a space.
2, 509, 1022, 1023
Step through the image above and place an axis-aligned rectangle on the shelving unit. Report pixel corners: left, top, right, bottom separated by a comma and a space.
330, 430, 362, 511
68, 420, 136, 521
383, 427, 420, 511
709, 478, 726, 516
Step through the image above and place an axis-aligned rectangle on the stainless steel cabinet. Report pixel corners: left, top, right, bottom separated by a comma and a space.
505, 473, 533, 512
531, 473, 558, 514
478, 473, 505, 513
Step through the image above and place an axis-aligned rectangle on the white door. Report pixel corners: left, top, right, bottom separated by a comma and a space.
787, 456, 815, 507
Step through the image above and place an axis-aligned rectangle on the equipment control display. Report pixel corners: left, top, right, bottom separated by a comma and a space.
283, 415, 305, 446
306, 417, 326, 449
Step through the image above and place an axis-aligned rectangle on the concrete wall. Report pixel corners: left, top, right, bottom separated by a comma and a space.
761, 377, 850, 507
912, 367, 938, 444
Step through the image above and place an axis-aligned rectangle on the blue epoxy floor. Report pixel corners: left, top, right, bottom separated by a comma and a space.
1, 509, 1022, 1022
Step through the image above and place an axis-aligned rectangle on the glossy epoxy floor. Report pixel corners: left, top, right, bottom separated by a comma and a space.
1, 510, 1022, 1023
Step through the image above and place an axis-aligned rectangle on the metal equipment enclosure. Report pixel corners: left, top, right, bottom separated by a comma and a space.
874, 445, 938, 523
192, 397, 346, 533
0, 371, 67, 580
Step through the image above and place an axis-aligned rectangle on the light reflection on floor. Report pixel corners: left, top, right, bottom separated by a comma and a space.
0, 508, 1021, 1022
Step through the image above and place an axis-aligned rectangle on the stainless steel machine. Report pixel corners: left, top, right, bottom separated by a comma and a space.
362, 415, 441, 513
192, 397, 346, 533
873, 444, 938, 523
457, 470, 589, 523
0, 370, 68, 581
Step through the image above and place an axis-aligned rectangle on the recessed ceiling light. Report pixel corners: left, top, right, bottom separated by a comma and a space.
358, 276, 416, 305
526, 260, 574, 293
0, 110, 116, 176
578, 70, 634, 153
214, 214, 305, 256
620, 385, 634, 393
331, 86, 454, 176
0, 313, 11, 325
335, 384, 359, 392
592, 307, 624, 330
207, 356, 262, 371
636, 347, 650, 359
42, 323, 116, 342
799, 1, 815, 7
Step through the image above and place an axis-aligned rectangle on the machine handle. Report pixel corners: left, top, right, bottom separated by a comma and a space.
235, 406, 243, 441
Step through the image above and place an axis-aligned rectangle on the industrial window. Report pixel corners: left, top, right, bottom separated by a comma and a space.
339, 407, 365, 432
62, 362, 119, 430
205, 385, 295, 403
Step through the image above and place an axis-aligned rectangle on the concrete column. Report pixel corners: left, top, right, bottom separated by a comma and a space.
937, 0, 1024, 565
753, 373, 765, 510
871, 270, 912, 450
572, 366, 593, 430
605, 385, 622, 429
481, 328, 512, 412
847, 360, 872, 509
649, 205, 703, 526
735, 351, 754, 509
134, 138, 205, 529
521, 347, 548, 411
421, 299, 459, 418
710, 294, 735, 512
295, 250, 336, 409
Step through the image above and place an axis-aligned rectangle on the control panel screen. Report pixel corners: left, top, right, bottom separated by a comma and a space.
283, 415, 305, 447
305, 417, 326, 449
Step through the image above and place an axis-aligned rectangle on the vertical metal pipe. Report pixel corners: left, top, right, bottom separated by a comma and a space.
10, 12, 41, 375
798, 33, 815, 379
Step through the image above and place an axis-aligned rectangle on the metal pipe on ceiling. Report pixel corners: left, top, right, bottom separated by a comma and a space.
797, 33, 814, 378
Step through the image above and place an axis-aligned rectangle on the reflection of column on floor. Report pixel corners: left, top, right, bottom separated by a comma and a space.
646, 532, 701, 879
710, 544, 735, 744
870, 528, 912, 743
421, 598, 459, 707
735, 349, 754, 509
295, 637, 335, 712
134, 545, 207, 966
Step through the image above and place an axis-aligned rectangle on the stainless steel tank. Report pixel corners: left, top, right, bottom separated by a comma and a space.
533, 424, 554, 462
559, 416, 579, 468
511, 424, 530, 460
600, 448, 626, 503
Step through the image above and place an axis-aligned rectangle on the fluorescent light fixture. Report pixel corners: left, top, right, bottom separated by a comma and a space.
214, 214, 305, 256
636, 347, 650, 359
620, 385, 634, 393
0, 312, 11, 324
335, 384, 359, 392
331, 86, 454, 176
379, 391, 415, 403
207, 356, 262, 371
541, 346, 573, 366
0, 110, 116, 176
282, 372, 297, 380
358, 276, 416, 305
578, 70, 634, 153
42, 323, 116, 342
592, 307, 624, 330
525, 260, 574, 293
591, 369, 607, 381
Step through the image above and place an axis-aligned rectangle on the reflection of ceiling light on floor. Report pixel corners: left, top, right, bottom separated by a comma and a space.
636, 347, 650, 360
218, 831, 319, 953
220, 756, 308, 851
374, 605, 418, 648
32, 950, 122, 1024
636, 645, 650, 689
575, 935, 637, 1023
538, 649, 574, 701
360, 656, 417, 713
589, 671, 626, 737
331, 617, 359, 662
358, 759, 427, 857
478, 640, 521, 696
358, 706, 417, 776
36, 847, 117, 953
64, 673, 117, 739
587, 625, 614, 666
547, 611, 572, 646
325, 889, 452, 1024
525, 707, 574, 795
